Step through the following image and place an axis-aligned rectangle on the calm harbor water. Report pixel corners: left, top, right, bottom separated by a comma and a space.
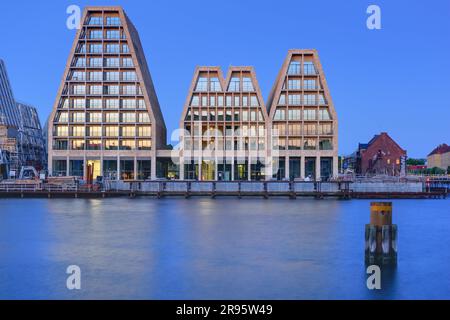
0, 197, 449, 300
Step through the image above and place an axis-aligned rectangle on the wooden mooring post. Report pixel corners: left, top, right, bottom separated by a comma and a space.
365, 202, 397, 265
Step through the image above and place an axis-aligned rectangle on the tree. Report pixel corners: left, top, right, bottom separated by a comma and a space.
406, 158, 426, 166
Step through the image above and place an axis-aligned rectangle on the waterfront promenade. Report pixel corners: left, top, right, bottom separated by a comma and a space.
0, 180, 447, 200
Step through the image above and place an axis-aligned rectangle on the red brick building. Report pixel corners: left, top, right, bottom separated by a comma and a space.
356, 132, 406, 176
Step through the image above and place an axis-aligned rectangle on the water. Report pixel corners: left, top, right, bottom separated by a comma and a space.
0, 197, 449, 300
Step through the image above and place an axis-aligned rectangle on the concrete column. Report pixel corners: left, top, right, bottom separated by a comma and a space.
300, 156, 305, 179
247, 158, 251, 181
333, 156, 339, 178
179, 156, 185, 180
198, 156, 202, 181
151, 153, 157, 180
285, 156, 290, 180
100, 155, 103, 177
315, 156, 321, 181
117, 156, 120, 181
231, 156, 235, 181
134, 157, 138, 180
66, 157, 70, 177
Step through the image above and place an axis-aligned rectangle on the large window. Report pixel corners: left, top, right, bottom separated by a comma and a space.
304, 61, 316, 75
288, 79, 301, 90
288, 61, 301, 75
106, 30, 120, 39
106, 44, 120, 54
274, 109, 285, 121
106, 17, 121, 26
90, 58, 102, 67
228, 77, 240, 92
288, 94, 301, 105
89, 30, 103, 39
195, 77, 208, 92
242, 77, 254, 91
210, 77, 221, 92
106, 58, 120, 67
89, 44, 102, 53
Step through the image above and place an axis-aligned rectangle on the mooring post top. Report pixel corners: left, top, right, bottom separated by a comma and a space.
371, 202, 392, 207
370, 201, 393, 226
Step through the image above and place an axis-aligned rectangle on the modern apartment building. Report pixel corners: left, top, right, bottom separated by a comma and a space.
266, 49, 338, 180
48, 6, 166, 180
179, 66, 269, 180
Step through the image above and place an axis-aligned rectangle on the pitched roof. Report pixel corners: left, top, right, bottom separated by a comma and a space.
428, 144, 450, 156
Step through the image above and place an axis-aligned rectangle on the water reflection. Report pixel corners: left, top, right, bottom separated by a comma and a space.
0, 198, 449, 299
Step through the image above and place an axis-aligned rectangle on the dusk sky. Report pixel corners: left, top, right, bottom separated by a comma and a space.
0, 0, 449, 158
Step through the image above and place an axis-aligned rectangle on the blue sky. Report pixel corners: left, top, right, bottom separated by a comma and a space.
0, 0, 449, 157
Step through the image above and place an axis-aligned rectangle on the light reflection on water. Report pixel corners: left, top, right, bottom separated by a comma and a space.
0, 198, 449, 299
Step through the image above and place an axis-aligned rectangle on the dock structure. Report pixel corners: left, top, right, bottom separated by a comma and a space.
0, 180, 446, 199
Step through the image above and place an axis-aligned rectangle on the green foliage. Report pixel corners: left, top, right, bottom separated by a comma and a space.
406, 158, 426, 166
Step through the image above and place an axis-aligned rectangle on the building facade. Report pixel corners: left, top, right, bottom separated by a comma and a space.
356, 132, 406, 176
179, 67, 269, 181
48, 6, 166, 181
266, 50, 338, 180
0, 59, 21, 132
16, 102, 47, 170
1, 59, 46, 176
427, 144, 450, 171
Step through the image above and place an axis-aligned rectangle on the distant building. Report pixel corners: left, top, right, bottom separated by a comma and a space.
427, 144, 450, 170
0, 59, 46, 177
355, 132, 406, 176
16, 102, 47, 170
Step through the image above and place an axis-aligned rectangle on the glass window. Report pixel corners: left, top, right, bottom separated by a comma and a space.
122, 99, 136, 108
138, 113, 150, 123
274, 109, 286, 121
105, 113, 119, 123
88, 16, 103, 26
72, 112, 85, 123
89, 72, 102, 81
210, 77, 221, 92
303, 109, 316, 120
288, 61, 301, 75
88, 112, 102, 123
106, 30, 120, 39
73, 85, 86, 95
89, 44, 102, 53
122, 71, 137, 81
250, 95, 259, 106
89, 30, 103, 39
318, 109, 330, 120
89, 58, 102, 67
304, 79, 316, 90
278, 94, 286, 105
88, 126, 102, 137
288, 109, 301, 120
121, 126, 135, 137
228, 77, 240, 92
105, 99, 119, 109
242, 77, 254, 91
105, 126, 119, 137
106, 58, 120, 67
90, 85, 103, 95
288, 79, 301, 90
304, 61, 316, 75
89, 99, 102, 108
122, 112, 136, 123
105, 72, 119, 81
190, 95, 199, 106
122, 58, 134, 67
106, 17, 121, 26
195, 77, 208, 92
288, 94, 301, 105
304, 94, 316, 105
106, 44, 120, 54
